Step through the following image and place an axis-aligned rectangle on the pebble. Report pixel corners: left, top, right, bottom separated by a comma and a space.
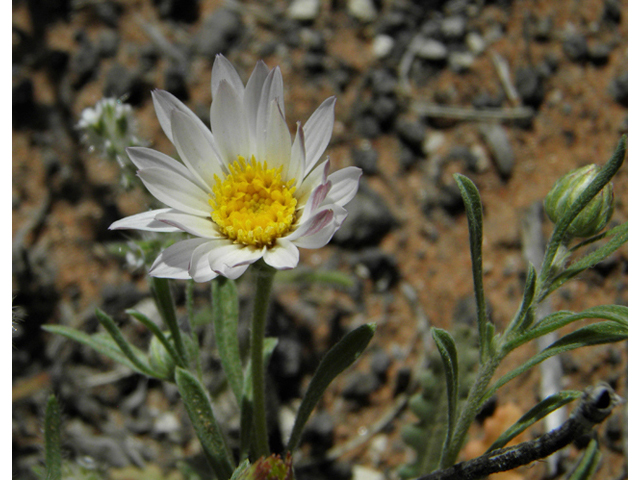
332, 182, 396, 248
372, 34, 394, 59
353, 248, 400, 292
479, 123, 514, 179
302, 410, 335, 453
370, 349, 392, 381
69, 35, 100, 89
563, 32, 589, 62
164, 62, 189, 100
154, 0, 199, 23
466, 31, 485, 55
412, 37, 448, 61
515, 66, 545, 108
103, 63, 146, 106
287, 0, 320, 22
588, 43, 612, 66
396, 119, 426, 154
371, 95, 397, 126
609, 72, 627, 106
341, 371, 381, 405
348, 0, 378, 23
351, 143, 379, 175
422, 131, 445, 156
352, 465, 385, 480
97, 29, 120, 58
448, 51, 475, 73
195, 9, 243, 58
533, 16, 554, 41
441, 15, 467, 41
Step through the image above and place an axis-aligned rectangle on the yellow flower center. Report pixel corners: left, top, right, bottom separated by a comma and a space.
209, 156, 297, 248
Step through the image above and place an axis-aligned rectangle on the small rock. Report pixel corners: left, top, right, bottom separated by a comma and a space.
394, 367, 412, 396
479, 124, 514, 179
341, 371, 381, 405
195, 9, 243, 58
412, 37, 448, 61
103, 63, 146, 106
352, 143, 379, 176
422, 131, 445, 156
472, 91, 504, 109
441, 15, 466, 41
287, 0, 320, 22
138, 44, 159, 73
466, 31, 485, 55
609, 72, 627, 106
588, 43, 612, 66
302, 410, 334, 454
396, 119, 426, 154
355, 114, 381, 139
369, 68, 397, 95
303, 52, 325, 74
515, 66, 545, 108
270, 336, 305, 400
371, 95, 397, 126
97, 29, 120, 58
153, 411, 181, 436
164, 62, 189, 100
332, 182, 396, 248
353, 248, 400, 292
348, 0, 377, 23
372, 34, 394, 59
69, 35, 100, 89
370, 349, 392, 381
533, 16, 553, 41
154, 0, 199, 23
602, 0, 622, 24
563, 32, 589, 62
352, 465, 385, 480
448, 51, 475, 73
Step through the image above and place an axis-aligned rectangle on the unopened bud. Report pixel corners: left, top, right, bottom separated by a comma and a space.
236, 454, 295, 480
544, 164, 614, 238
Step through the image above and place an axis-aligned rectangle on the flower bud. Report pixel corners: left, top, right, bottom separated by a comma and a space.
235, 454, 294, 480
544, 164, 614, 238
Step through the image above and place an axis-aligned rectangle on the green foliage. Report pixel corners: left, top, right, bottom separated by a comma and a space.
44, 395, 62, 480
286, 323, 376, 452
565, 439, 601, 480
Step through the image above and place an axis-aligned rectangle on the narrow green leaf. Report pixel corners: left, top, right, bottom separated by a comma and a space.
454, 174, 490, 362
506, 263, 537, 335
212, 278, 244, 406
542, 223, 627, 299
186, 279, 203, 379
44, 395, 62, 480
432, 328, 459, 467
175, 367, 234, 480
151, 277, 188, 366
95, 309, 158, 377
42, 325, 159, 378
126, 309, 184, 368
286, 323, 376, 452
486, 390, 582, 452
503, 305, 628, 354
229, 460, 251, 480
566, 438, 601, 480
540, 135, 626, 284
484, 321, 627, 403
239, 337, 278, 461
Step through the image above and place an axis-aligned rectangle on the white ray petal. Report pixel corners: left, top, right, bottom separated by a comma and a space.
289, 122, 305, 186
256, 67, 284, 160
210, 80, 251, 165
138, 167, 212, 217
189, 240, 222, 282
172, 110, 224, 189
211, 54, 245, 100
126, 147, 208, 192
263, 239, 299, 269
322, 167, 362, 207
302, 97, 336, 176
155, 211, 223, 239
264, 100, 292, 174
149, 238, 211, 279
243, 60, 269, 152
109, 208, 180, 232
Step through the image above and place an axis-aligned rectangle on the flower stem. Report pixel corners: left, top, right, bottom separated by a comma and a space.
250, 262, 277, 458
440, 355, 501, 468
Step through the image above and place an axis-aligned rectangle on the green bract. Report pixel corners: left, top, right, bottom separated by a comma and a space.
544, 164, 614, 238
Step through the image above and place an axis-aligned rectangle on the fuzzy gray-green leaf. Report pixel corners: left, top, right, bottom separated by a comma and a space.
175, 367, 234, 480
432, 328, 459, 466
44, 395, 62, 480
286, 323, 376, 452
212, 278, 244, 406
487, 390, 582, 452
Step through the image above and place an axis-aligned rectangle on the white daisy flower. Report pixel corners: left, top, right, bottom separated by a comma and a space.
110, 55, 361, 282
